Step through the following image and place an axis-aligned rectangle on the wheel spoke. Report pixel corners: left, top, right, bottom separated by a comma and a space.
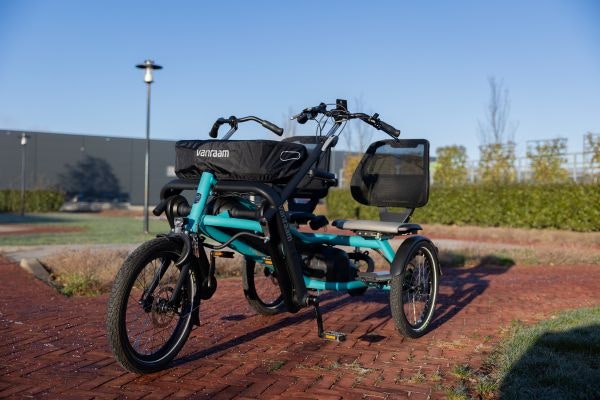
124, 253, 191, 356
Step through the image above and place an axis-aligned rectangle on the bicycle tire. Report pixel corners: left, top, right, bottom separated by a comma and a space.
106, 237, 196, 373
241, 257, 286, 315
389, 240, 439, 338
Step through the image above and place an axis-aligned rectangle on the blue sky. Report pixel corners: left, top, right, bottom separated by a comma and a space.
0, 0, 598, 159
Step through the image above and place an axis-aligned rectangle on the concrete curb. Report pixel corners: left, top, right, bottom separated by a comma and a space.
19, 258, 57, 287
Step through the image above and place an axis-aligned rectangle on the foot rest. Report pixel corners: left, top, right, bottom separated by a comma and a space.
357, 271, 391, 283
320, 331, 347, 342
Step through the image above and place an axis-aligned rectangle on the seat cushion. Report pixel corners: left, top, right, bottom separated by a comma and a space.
332, 219, 422, 234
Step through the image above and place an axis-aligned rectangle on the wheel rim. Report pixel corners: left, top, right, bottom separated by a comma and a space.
124, 253, 192, 360
402, 249, 435, 329
251, 264, 283, 307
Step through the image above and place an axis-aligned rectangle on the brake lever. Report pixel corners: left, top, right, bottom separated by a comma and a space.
367, 113, 380, 126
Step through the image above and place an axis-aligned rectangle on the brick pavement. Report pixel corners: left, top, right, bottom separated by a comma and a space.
1, 256, 600, 399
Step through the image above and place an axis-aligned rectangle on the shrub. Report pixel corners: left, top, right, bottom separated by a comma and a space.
326, 183, 600, 232
526, 138, 569, 183
0, 189, 64, 213
433, 145, 468, 186
477, 142, 517, 184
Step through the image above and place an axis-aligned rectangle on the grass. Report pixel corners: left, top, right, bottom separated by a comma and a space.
422, 223, 600, 248
41, 248, 128, 296
265, 359, 287, 373
445, 382, 469, 400
452, 307, 600, 399
0, 212, 167, 245
491, 307, 600, 399
296, 359, 374, 376
450, 364, 473, 380
436, 246, 600, 268
425, 223, 600, 266
40, 246, 244, 296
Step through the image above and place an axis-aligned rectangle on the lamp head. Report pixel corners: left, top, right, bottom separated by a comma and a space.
20, 132, 27, 146
136, 59, 163, 84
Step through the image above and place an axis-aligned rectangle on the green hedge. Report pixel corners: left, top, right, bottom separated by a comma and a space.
326, 183, 600, 232
0, 190, 65, 213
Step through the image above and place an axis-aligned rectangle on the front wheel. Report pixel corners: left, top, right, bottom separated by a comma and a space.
242, 258, 286, 315
390, 240, 439, 338
106, 237, 196, 373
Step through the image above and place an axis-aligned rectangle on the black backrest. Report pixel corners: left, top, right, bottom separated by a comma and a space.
350, 139, 429, 208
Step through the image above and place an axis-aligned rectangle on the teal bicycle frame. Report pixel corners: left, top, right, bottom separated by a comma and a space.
184, 170, 395, 293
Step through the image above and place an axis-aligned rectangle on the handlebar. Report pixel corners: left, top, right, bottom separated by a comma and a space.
291, 100, 401, 138
209, 115, 283, 139
291, 103, 327, 125
209, 117, 235, 138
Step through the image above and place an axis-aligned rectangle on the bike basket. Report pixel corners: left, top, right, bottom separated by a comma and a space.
350, 139, 429, 208
175, 140, 308, 183
281, 135, 338, 199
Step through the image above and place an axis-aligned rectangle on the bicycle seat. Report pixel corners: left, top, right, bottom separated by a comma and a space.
332, 219, 421, 235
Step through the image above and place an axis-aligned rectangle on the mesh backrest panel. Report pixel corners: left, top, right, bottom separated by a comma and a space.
350, 139, 429, 208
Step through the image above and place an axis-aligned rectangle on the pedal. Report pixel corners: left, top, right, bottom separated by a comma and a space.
309, 296, 347, 342
321, 331, 347, 342
210, 250, 234, 258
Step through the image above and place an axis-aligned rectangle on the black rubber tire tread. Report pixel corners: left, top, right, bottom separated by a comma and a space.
106, 237, 195, 374
389, 240, 439, 339
241, 258, 286, 316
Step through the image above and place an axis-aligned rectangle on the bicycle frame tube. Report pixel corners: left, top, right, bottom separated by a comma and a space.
186, 172, 216, 232
292, 231, 396, 263
182, 121, 396, 301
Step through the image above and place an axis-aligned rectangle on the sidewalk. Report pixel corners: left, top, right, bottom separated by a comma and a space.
1, 254, 599, 399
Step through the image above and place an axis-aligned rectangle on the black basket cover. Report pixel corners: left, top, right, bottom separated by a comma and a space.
350, 139, 429, 208
281, 135, 338, 199
175, 140, 307, 183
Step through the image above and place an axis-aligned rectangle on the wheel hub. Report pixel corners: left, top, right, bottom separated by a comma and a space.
151, 287, 177, 327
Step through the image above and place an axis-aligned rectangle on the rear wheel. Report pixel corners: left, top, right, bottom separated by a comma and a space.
242, 258, 285, 315
390, 241, 439, 338
106, 238, 196, 373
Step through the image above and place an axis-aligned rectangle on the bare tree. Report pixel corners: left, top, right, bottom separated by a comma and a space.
478, 76, 518, 144
477, 77, 519, 183
343, 95, 373, 152
281, 106, 297, 138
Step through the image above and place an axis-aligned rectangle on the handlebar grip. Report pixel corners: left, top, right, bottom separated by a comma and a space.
153, 199, 168, 216
229, 208, 259, 219
260, 120, 284, 136
209, 120, 222, 138
296, 113, 309, 124
378, 120, 401, 137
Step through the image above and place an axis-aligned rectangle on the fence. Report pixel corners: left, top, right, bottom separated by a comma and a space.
465, 152, 599, 183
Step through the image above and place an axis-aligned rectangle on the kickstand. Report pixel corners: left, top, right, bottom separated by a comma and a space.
310, 297, 346, 342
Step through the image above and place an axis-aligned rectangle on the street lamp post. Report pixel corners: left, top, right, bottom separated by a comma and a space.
20, 132, 28, 216
136, 59, 162, 234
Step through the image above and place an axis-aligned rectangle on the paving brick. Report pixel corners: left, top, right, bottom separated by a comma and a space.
2, 257, 600, 399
